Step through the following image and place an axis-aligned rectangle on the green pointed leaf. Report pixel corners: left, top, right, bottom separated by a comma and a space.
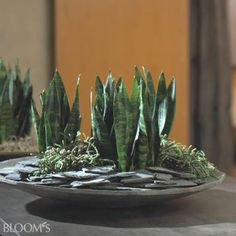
95, 75, 105, 118
145, 71, 155, 112
104, 71, 115, 134
105, 71, 115, 98
162, 78, 176, 136
64, 78, 81, 144
31, 99, 40, 138
133, 82, 150, 169
16, 86, 32, 136
44, 113, 52, 147
113, 81, 134, 171
0, 60, 7, 99
90, 90, 113, 160
158, 97, 168, 135
53, 71, 70, 129
37, 91, 47, 152
134, 65, 145, 86
116, 78, 122, 92
23, 69, 31, 97
130, 77, 140, 113
156, 72, 167, 102
44, 79, 61, 145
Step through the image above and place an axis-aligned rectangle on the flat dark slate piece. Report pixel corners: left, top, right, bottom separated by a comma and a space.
71, 178, 110, 188
83, 166, 115, 175
48, 173, 69, 179
27, 176, 45, 182
31, 178, 69, 186
106, 171, 136, 179
154, 173, 173, 181
147, 167, 196, 179
17, 157, 39, 167
121, 173, 154, 185
146, 179, 197, 189
15, 166, 39, 174
0, 167, 16, 176
5, 173, 22, 181
63, 171, 99, 179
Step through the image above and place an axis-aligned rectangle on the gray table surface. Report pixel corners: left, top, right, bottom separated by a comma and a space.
0, 177, 236, 236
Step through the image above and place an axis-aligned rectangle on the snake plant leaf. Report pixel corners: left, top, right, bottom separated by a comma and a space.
130, 77, 140, 114
0, 78, 15, 142
113, 80, 134, 171
116, 78, 122, 93
31, 99, 40, 138
128, 78, 141, 169
38, 91, 47, 152
53, 71, 70, 129
44, 113, 52, 148
0, 59, 7, 91
151, 104, 160, 166
23, 69, 31, 96
156, 72, 167, 102
154, 72, 168, 135
105, 71, 115, 98
158, 96, 168, 135
90, 90, 113, 160
16, 85, 32, 136
134, 65, 145, 86
95, 75, 105, 118
64, 78, 81, 144
8, 71, 15, 105
162, 78, 176, 136
134, 82, 150, 169
145, 70, 156, 112
104, 72, 116, 134
44, 79, 61, 145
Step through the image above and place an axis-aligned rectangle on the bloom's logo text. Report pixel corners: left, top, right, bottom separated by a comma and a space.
1, 218, 51, 234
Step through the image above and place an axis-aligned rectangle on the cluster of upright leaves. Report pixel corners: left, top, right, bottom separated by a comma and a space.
31, 71, 81, 153
91, 66, 176, 171
0, 59, 32, 144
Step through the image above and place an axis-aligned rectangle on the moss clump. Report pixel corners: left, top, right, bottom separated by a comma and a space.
158, 136, 215, 178
36, 134, 114, 175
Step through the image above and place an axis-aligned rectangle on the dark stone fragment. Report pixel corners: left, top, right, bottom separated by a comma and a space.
15, 166, 39, 174
146, 179, 197, 189
5, 173, 22, 181
17, 157, 39, 167
146, 167, 197, 179
0, 167, 16, 176
71, 178, 110, 188
27, 176, 45, 182
121, 173, 154, 185
154, 173, 173, 181
83, 166, 115, 175
29, 178, 69, 185
63, 171, 99, 179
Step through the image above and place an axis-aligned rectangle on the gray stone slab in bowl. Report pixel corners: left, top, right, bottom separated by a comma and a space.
0, 157, 225, 208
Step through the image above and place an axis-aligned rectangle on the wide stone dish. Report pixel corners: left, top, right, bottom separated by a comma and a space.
0, 157, 225, 208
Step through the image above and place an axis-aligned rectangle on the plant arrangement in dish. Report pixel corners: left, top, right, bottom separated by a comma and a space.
0, 67, 221, 191
0, 59, 36, 158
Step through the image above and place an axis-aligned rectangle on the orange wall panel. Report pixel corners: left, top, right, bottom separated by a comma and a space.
54, 0, 189, 144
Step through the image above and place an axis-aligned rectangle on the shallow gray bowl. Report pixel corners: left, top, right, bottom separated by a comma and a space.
0, 157, 225, 208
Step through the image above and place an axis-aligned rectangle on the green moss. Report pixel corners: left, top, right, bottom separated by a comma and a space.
158, 136, 215, 178
35, 133, 114, 175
